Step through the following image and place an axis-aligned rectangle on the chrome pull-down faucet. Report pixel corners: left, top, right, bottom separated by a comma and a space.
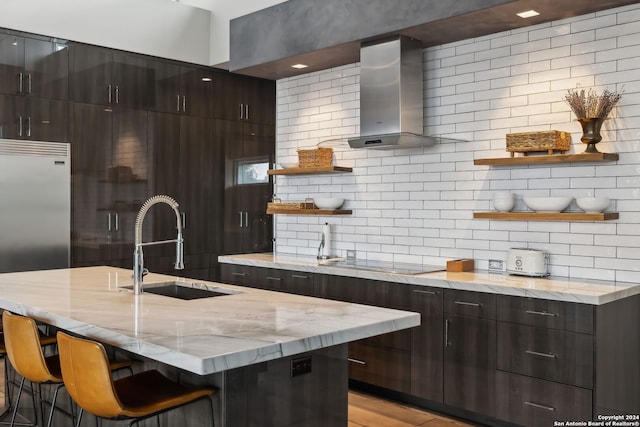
133, 195, 184, 295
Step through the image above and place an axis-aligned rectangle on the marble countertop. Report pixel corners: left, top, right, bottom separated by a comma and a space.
219, 253, 640, 305
0, 266, 419, 375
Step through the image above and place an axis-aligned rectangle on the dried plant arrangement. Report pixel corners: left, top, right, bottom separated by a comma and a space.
564, 87, 623, 119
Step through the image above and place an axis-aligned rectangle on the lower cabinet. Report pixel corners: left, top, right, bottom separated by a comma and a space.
443, 290, 497, 418
217, 264, 640, 426
409, 286, 443, 402
496, 371, 592, 426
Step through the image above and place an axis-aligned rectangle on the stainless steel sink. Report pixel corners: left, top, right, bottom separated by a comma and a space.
123, 282, 243, 300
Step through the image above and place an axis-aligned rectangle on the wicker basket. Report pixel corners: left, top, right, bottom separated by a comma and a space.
297, 147, 333, 168
267, 198, 317, 212
506, 130, 570, 157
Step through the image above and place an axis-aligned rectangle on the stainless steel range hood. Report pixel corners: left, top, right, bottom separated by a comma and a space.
348, 36, 457, 149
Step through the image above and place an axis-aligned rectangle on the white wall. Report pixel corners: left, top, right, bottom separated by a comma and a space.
274, 4, 640, 283
0, 0, 211, 65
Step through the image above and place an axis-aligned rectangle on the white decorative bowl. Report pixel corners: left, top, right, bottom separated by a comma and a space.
576, 197, 610, 213
493, 192, 515, 212
278, 162, 298, 169
313, 198, 344, 210
523, 197, 573, 213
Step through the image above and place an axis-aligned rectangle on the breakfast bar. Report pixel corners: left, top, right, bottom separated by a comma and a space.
0, 266, 420, 426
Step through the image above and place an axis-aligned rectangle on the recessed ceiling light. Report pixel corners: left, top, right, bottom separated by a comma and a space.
517, 10, 540, 18
291, 64, 308, 69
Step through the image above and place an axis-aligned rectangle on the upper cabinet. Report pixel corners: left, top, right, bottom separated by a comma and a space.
0, 31, 69, 141
69, 44, 148, 109
0, 32, 69, 99
212, 71, 275, 125
147, 59, 214, 117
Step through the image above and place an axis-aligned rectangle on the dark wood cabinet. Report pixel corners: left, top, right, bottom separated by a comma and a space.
220, 263, 261, 287
443, 290, 496, 417
0, 94, 67, 141
222, 120, 274, 255
144, 113, 222, 278
315, 275, 412, 393
496, 371, 592, 426
148, 59, 214, 117
70, 44, 148, 109
0, 32, 68, 99
409, 286, 443, 402
213, 72, 275, 125
69, 102, 148, 267
0, 32, 68, 141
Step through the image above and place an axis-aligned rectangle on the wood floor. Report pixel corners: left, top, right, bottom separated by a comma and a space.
348, 391, 476, 427
0, 359, 472, 427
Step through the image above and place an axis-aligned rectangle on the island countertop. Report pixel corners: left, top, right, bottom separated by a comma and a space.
219, 253, 640, 305
0, 266, 419, 375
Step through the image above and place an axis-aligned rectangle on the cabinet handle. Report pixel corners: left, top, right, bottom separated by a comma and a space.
239, 211, 244, 227
114, 212, 119, 232
524, 401, 556, 412
291, 274, 309, 279
245, 104, 249, 121
27, 73, 32, 94
181, 212, 186, 229
232, 272, 247, 277
108, 84, 112, 104
525, 350, 556, 359
413, 289, 437, 295
176, 95, 181, 112
18, 72, 24, 94
244, 212, 249, 227
18, 116, 23, 137
115, 85, 120, 104
266, 276, 282, 281
454, 301, 482, 307
239, 103, 244, 120
348, 358, 366, 365
107, 213, 112, 232
525, 310, 557, 317
444, 319, 450, 347
26, 117, 31, 137
182, 95, 186, 112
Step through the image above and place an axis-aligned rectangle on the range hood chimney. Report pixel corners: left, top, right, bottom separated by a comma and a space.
348, 36, 455, 149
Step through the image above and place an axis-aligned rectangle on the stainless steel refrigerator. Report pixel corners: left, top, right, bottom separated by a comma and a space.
0, 139, 70, 273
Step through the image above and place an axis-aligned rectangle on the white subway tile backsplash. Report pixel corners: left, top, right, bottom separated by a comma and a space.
274, 4, 640, 281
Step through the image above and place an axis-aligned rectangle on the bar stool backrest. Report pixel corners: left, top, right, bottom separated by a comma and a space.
2, 311, 58, 383
56, 331, 124, 418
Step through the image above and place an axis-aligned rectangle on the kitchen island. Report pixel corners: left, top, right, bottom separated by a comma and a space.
0, 266, 420, 426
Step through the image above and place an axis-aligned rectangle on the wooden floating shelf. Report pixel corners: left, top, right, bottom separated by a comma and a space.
473, 211, 619, 221
268, 166, 352, 175
266, 208, 352, 215
474, 152, 619, 166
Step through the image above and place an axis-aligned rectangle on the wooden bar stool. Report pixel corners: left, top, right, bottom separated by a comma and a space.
2, 312, 133, 427
57, 331, 216, 427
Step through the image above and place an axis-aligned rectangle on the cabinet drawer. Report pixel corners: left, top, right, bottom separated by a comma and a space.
497, 295, 594, 334
220, 264, 259, 287
348, 340, 411, 393
444, 289, 496, 319
288, 272, 315, 296
497, 322, 593, 389
496, 371, 592, 427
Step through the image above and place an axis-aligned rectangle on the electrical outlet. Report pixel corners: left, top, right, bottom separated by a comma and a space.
346, 250, 356, 260
488, 259, 504, 271
291, 356, 312, 377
